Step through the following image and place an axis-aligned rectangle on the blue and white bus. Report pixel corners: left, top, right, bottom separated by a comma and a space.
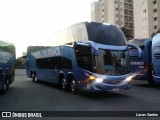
129, 38, 153, 84
0, 40, 16, 94
26, 22, 141, 93
152, 33, 160, 84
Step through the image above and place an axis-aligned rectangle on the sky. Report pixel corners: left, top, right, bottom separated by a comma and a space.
0, 0, 96, 58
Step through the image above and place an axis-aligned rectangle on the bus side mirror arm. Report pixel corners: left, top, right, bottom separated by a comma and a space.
128, 43, 142, 57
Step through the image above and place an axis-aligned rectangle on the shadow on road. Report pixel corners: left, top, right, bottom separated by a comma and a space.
133, 81, 160, 90
79, 91, 129, 99
35, 80, 129, 99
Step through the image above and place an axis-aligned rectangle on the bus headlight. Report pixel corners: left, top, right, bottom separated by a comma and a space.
89, 76, 103, 83
89, 76, 96, 81
95, 78, 103, 83
124, 75, 133, 82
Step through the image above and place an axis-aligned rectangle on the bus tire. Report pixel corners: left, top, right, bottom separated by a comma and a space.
147, 79, 154, 85
70, 79, 78, 94
147, 75, 154, 85
61, 78, 67, 90
34, 73, 38, 83
31, 73, 35, 82
0, 81, 7, 94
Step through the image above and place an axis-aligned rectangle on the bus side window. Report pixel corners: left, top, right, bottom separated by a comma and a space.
62, 57, 72, 69
49, 57, 61, 69
75, 46, 92, 71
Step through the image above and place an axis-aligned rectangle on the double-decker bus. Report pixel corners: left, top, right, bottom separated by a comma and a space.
152, 33, 160, 84
26, 22, 141, 93
129, 38, 153, 84
0, 40, 16, 94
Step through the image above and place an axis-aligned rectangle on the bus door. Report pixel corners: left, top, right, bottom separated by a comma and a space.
75, 45, 94, 80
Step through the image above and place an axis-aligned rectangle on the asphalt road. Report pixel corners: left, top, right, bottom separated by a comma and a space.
0, 69, 160, 120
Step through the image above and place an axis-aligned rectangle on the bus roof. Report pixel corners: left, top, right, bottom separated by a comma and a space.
0, 40, 15, 55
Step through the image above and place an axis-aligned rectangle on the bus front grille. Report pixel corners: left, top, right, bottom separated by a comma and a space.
154, 54, 160, 59
103, 80, 122, 85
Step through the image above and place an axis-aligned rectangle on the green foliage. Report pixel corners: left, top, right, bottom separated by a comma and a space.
15, 57, 26, 69
121, 27, 133, 41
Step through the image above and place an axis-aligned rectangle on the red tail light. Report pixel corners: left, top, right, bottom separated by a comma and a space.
152, 64, 155, 74
144, 63, 147, 72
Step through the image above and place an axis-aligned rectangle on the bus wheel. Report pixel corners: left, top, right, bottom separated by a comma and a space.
0, 81, 7, 94
70, 79, 78, 94
34, 74, 38, 83
147, 79, 155, 85
61, 78, 67, 90
6, 78, 10, 87
31, 73, 35, 82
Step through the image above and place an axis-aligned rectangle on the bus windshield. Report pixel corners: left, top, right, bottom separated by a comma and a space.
95, 49, 129, 76
86, 22, 126, 46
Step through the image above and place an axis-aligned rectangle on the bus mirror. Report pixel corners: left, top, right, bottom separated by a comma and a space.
128, 43, 142, 58
93, 50, 99, 56
0, 68, 2, 73
93, 66, 96, 70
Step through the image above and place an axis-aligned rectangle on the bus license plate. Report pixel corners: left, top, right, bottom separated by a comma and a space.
112, 88, 119, 91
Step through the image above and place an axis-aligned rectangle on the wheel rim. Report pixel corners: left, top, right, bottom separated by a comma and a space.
6, 79, 10, 86
62, 79, 67, 89
3, 82, 7, 92
35, 75, 38, 82
71, 80, 76, 92
32, 74, 35, 81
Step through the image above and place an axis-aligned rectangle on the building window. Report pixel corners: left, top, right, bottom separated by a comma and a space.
115, 1, 117, 4
154, 17, 157, 21
154, 9, 157, 13
144, 34, 147, 38
102, 15, 104, 18
143, 26, 147, 30
143, 9, 146, 13
143, 17, 146, 22
102, 9, 104, 12
143, 1, 146, 5
154, 25, 158, 29
153, 0, 156, 4
116, 8, 118, 11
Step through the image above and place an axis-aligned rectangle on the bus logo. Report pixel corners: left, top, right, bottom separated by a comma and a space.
31, 47, 60, 59
154, 47, 160, 54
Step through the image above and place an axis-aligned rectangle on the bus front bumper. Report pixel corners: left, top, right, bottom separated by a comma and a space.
83, 81, 131, 92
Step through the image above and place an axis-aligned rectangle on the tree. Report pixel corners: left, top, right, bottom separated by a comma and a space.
121, 27, 133, 41
15, 57, 27, 69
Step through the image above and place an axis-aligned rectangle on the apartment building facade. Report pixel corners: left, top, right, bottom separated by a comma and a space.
134, 0, 160, 39
91, 0, 134, 39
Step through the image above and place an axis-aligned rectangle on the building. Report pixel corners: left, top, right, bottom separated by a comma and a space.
134, 0, 160, 39
91, 0, 134, 39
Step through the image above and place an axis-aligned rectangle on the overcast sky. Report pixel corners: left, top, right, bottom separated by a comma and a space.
0, 0, 95, 57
